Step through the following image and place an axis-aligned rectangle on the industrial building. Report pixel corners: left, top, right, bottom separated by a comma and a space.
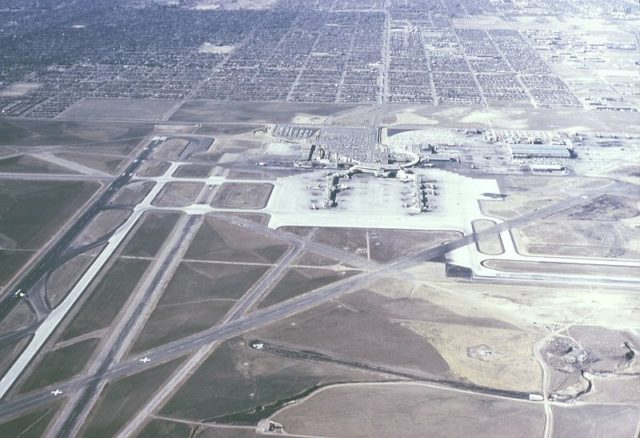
510, 144, 574, 159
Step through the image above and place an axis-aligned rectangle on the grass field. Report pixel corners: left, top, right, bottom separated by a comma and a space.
137, 419, 191, 438
0, 249, 34, 286
272, 382, 544, 437
18, 338, 99, 393
258, 267, 355, 309
0, 155, 72, 174
158, 261, 269, 303
0, 404, 59, 438
0, 180, 99, 249
211, 183, 273, 209
46, 252, 99, 308
79, 358, 184, 437
130, 300, 234, 354
161, 338, 384, 423
185, 216, 288, 264
60, 258, 149, 340
122, 212, 181, 258
152, 182, 203, 207
0, 120, 152, 150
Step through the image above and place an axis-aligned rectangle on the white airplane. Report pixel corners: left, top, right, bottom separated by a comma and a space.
51, 389, 62, 396
139, 357, 151, 364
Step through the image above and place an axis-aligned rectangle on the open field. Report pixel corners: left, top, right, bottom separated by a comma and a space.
17, 338, 99, 393
185, 216, 289, 263
79, 358, 184, 437
0, 337, 32, 379
109, 181, 155, 206
173, 164, 214, 178
170, 101, 357, 124
211, 183, 273, 209
553, 404, 640, 438
59, 98, 179, 122
0, 155, 72, 174
0, 404, 59, 438
131, 300, 234, 354
46, 252, 99, 308
271, 382, 545, 438
137, 419, 192, 438
70, 209, 131, 248
258, 267, 355, 309
483, 259, 640, 278
0, 250, 34, 287
56, 152, 125, 175
0, 120, 152, 151
130, 260, 268, 353
161, 338, 387, 423
122, 212, 182, 258
60, 258, 149, 341
0, 301, 35, 333
258, 291, 451, 375
155, 261, 269, 304
471, 219, 504, 256
0, 180, 99, 250
152, 182, 204, 208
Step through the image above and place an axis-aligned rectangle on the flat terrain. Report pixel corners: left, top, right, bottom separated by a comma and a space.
272, 382, 545, 437
210, 183, 273, 209
1, 4, 639, 435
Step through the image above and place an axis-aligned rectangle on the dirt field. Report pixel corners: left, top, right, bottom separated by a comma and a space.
46, 252, 99, 308
170, 101, 357, 124
79, 358, 184, 437
0, 120, 152, 150
0, 337, 32, 380
0, 180, 99, 250
471, 219, 504, 256
404, 321, 541, 392
515, 219, 640, 258
59, 98, 178, 122
258, 291, 451, 375
0, 155, 72, 174
56, 152, 125, 175
109, 181, 155, 206
71, 209, 131, 248
0, 404, 59, 438
211, 183, 273, 209
483, 259, 639, 278
130, 299, 233, 354
17, 338, 99, 393
0, 300, 35, 334
136, 160, 171, 177
151, 182, 204, 207
161, 338, 387, 423
157, 261, 269, 304
0, 249, 34, 287
173, 163, 215, 178
271, 382, 544, 438
258, 267, 354, 309
122, 211, 181, 258
60, 258, 149, 341
553, 404, 640, 438
185, 215, 289, 263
